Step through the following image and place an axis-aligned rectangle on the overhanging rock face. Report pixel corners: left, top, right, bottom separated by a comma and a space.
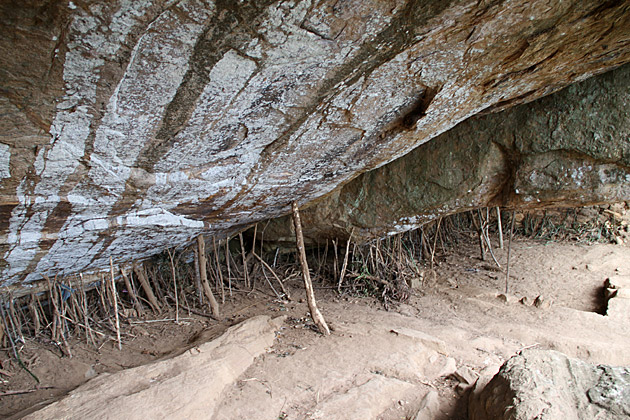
1, 0, 630, 287
264, 62, 630, 244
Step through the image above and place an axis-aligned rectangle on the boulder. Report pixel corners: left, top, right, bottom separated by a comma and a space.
1, 0, 630, 287
468, 349, 630, 420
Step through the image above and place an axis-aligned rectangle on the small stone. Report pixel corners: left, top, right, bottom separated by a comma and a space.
520, 296, 531, 306
408, 275, 423, 289
453, 365, 479, 386
604, 288, 617, 299
132, 326, 149, 336
456, 382, 469, 395
534, 295, 552, 309
496, 293, 517, 304
84, 365, 97, 379
437, 357, 458, 378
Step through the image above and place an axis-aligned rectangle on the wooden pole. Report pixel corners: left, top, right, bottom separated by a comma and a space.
496, 207, 504, 249
193, 248, 204, 305
430, 217, 442, 270
197, 235, 220, 317
78, 273, 96, 346
292, 202, 330, 335
225, 240, 233, 298
121, 270, 144, 316
239, 232, 250, 289
109, 257, 122, 350
506, 210, 516, 294
133, 263, 160, 314
337, 234, 352, 293
213, 237, 225, 304
167, 249, 179, 323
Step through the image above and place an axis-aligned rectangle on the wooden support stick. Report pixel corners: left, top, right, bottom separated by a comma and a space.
430, 217, 442, 270
133, 263, 160, 314
29, 294, 40, 335
110, 257, 122, 350
44, 275, 60, 342
476, 209, 487, 261
225, 240, 233, 298
332, 239, 339, 283
193, 248, 204, 305
239, 232, 250, 289
79, 273, 96, 346
120, 270, 144, 316
292, 202, 330, 335
337, 233, 352, 293
167, 249, 180, 323
198, 235, 220, 317
213, 237, 225, 304
506, 210, 516, 294
496, 207, 504, 249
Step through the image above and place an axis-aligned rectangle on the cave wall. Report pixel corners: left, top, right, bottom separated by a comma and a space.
1, 0, 630, 287
264, 62, 630, 244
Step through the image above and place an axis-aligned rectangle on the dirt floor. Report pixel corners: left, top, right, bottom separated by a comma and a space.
2, 232, 630, 419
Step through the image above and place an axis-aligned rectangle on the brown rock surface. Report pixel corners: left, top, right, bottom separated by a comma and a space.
1, 0, 630, 286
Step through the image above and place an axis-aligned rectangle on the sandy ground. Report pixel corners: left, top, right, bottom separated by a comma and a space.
2, 234, 630, 419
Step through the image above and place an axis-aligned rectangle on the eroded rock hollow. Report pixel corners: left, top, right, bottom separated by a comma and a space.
1, 0, 630, 288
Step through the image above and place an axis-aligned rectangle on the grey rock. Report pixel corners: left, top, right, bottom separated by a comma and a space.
587, 365, 630, 417
469, 349, 630, 420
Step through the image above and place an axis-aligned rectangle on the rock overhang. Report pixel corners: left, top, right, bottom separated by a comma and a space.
1, 0, 630, 289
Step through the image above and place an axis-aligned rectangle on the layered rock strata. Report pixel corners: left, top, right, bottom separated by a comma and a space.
264, 62, 630, 244
1, 0, 630, 286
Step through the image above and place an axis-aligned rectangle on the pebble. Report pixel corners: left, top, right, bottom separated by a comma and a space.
453, 365, 479, 386
534, 295, 552, 309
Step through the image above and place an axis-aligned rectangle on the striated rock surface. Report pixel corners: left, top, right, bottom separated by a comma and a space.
264, 62, 630, 244
1, 0, 630, 287
469, 349, 630, 420
22, 315, 284, 420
